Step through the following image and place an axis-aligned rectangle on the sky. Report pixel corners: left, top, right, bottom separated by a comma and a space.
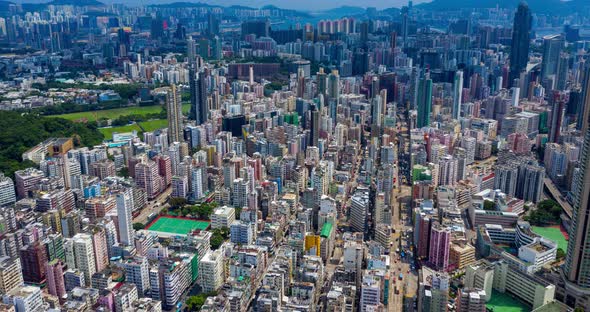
15, 0, 430, 11
192, 0, 429, 11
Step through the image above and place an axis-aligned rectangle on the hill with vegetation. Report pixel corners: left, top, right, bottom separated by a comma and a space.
416, 0, 590, 15
0, 111, 104, 178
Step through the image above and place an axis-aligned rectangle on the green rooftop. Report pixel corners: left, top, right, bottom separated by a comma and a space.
532, 226, 568, 251
486, 290, 530, 312
321, 222, 333, 238
147, 216, 210, 235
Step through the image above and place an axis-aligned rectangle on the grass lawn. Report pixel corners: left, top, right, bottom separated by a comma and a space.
146, 216, 210, 235
139, 119, 168, 132
98, 124, 142, 139
532, 226, 568, 250
486, 290, 530, 312
181, 103, 190, 114
98, 118, 169, 140
52, 105, 163, 122
51, 103, 190, 122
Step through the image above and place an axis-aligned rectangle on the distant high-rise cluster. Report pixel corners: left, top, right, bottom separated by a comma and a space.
2, 0, 590, 311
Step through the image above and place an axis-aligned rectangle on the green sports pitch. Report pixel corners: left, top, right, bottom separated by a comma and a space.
146, 216, 210, 235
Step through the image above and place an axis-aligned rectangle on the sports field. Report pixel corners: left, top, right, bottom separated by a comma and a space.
146, 216, 210, 235
52, 105, 164, 121
98, 119, 169, 140
486, 290, 530, 312
140, 119, 168, 131
532, 226, 568, 250
99, 123, 142, 139
51, 103, 190, 122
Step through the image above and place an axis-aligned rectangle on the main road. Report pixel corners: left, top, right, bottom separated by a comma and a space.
133, 187, 173, 225
388, 116, 417, 312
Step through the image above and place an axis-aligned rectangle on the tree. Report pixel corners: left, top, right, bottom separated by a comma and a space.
191, 202, 217, 219
169, 197, 187, 209
186, 295, 206, 311
210, 226, 229, 250
118, 167, 130, 178
186, 292, 218, 311
210, 234, 224, 250
0, 111, 104, 178
483, 200, 495, 211
556, 248, 566, 260
527, 200, 563, 226
235, 207, 242, 220
133, 223, 145, 230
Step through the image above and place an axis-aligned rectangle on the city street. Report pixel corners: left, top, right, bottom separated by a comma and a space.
388, 116, 418, 311
133, 187, 173, 225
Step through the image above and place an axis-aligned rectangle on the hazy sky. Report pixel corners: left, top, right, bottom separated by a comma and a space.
17, 0, 430, 11
191, 0, 429, 11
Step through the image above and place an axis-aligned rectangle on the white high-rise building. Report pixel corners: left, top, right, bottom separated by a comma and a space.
360, 274, 382, 311
461, 137, 476, 165
438, 155, 458, 186
0, 174, 16, 207
199, 250, 224, 293
68, 233, 96, 286
172, 175, 189, 199
166, 84, 183, 144
116, 257, 150, 296
114, 283, 139, 312
453, 70, 463, 120
116, 189, 135, 246
0, 256, 24, 294
2, 285, 43, 312
232, 178, 249, 209
350, 187, 370, 234
190, 166, 204, 201
211, 206, 236, 229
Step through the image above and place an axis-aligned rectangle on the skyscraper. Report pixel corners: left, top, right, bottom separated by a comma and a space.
20, 242, 47, 284
438, 155, 458, 187
350, 188, 369, 235
549, 91, 567, 143
187, 38, 196, 65
564, 64, 590, 306
577, 66, 590, 132
390, 31, 397, 50
0, 257, 24, 294
515, 159, 545, 203
360, 21, 369, 49
166, 84, 183, 144
68, 233, 96, 286
401, 6, 409, 44
207, 13, 220, 37
46, 260, 66, 300
417, 76, 433, 128
509, 2, 532, 85
429, 224, 451, 271
555, 52, 569, 91
316, 67, 327, 97
540, 34, 564, 80
116, 189, 134, 246
190, 69, 208, 125
309, 104, 320, 147
452, 71, 463, 120
327, 69, 339, 104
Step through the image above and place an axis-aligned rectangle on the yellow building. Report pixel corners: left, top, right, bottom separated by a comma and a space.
450, 243, 476, 270
304, 234, 320, 256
